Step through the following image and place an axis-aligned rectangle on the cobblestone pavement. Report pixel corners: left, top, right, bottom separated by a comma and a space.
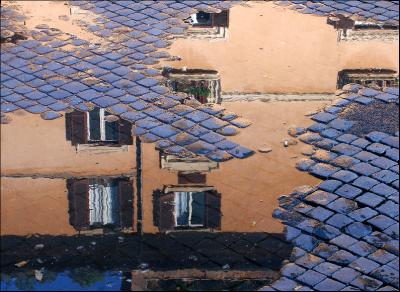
1, 1, 254, 162
260, 85, 399, 291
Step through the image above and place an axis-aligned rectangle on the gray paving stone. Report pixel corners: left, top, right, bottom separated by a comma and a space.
307, 206, 334, 222
390, 165, 400, 174
368, 249, 397, 265
327, 198, 358, 214
367, 143, 391, 155
311, 149, 338, 162
314, 278, 346, 291
352, 176, 380, 190
296, 158, 316, 171
348, 207, 379, 222
335, 184, 363, 199
295, 253, 324, 269
355, 192, 385, 208
281, 263, 306, 279
345, 222, 373, 239
319, 180, 343, 192
387, 258, 399, 271
372, 170, 398, 184
377, 286, 398, 291
351, 138, 370, 149
312, 112, 337, 123
328, 118, 354, 131
368, 215, 397, 231
296, 270, 327, 287
349, 257, 381, 274
383, 223, 399, 239
388, 193, 399, 204
288, 248, 306, 263
298, 218, 320, 233
348, 241, 377, 257
377, 201, 399, 218
293, 202, 314, 214
271, 277, 298, 291
313, 224, 341, 240
328, 250, 357, 265
315, 138, 339, 150
312, 243, 339, 259
354, 151, 379, 162
313, 262, 341, 276
326, 213, 354, 228
371, 183, 397, 197
310, 163, 340, 178
340, 286, 362, 291
298, 132, 323, 144
366, 131, 390, 143
337, 134, 359, 144
371, 157, 397, 170
332, 267, 361, 284
364, 231, 393, 249
381, 136, 399, 149
351, 162, 380, 176
385, 148, 399, 161
286, 226, 302, 241
332, 155, 361, 169
321, 128, 342, 139
331, 170, 359, 183
370, 265, 399, 288
351, 275, 383, 291
305, 190, 338, 206
330, 234, 358, 248
332, 143, 362, 156
293, 234, 321, 252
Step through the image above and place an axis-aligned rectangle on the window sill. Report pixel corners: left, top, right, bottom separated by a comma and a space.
77, 143, 129, 153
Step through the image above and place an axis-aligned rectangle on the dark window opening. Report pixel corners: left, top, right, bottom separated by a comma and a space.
65, 108, 133, 146
153, 189, 221, 232
190, 10, 229, 28
163, 69, 221, 104
354, 23, 399, 30
67, 177, 134, 231
337, 69, 399, 89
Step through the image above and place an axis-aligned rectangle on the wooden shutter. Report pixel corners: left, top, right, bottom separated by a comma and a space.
118, 119, 133, 145
67, 179, 89, 231
205, 190, 222, 230
153, 190, 175, 232
118, 178, 134, 229
213, 10, 229, 27
65, 111, 87, 146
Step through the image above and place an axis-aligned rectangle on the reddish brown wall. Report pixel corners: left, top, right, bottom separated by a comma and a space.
163, 2, 399, 94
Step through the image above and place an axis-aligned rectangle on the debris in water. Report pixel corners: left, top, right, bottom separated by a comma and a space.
15, 260, 28, 268
138, 263, 149, 271
35, 269, 44, 282
222, 264, 230, 272
258, 145, 272, 153
104, 115, 119, 122
34, 244, 44, 250
288, 126, 306, 137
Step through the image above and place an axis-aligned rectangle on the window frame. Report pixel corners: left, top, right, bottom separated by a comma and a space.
174, 191, 205, 228
86, 108, 119, 143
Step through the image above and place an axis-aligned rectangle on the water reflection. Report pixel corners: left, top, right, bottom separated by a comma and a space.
1, 138, 296, 291
67, 178, 133, 232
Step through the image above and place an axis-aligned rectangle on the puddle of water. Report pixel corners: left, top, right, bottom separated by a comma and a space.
1, 102, 325, 290
1, 270, 125, 291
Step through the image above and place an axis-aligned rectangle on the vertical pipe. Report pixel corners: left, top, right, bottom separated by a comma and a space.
136, 136, 143, 235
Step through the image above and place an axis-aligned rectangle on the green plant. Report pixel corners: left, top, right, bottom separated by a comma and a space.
184, 86, 211, 97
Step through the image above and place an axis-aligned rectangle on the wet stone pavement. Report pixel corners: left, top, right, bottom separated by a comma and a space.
261, 85, 399, 291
